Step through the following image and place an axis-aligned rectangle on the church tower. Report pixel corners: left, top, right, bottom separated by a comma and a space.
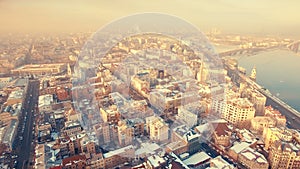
67, 63, 72, 77
250, 66, 256, 81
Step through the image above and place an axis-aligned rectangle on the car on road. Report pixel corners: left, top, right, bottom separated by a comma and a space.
13, 160, 18, 168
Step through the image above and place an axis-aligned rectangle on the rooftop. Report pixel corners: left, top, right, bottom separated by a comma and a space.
2, 119, 18, 146
209, 156, 235, 169
65, 121, 81, 130
240, 147, 268, 164
62, 155, 86, 166
237, 129, 257, 143
135, 142, 161, 156
273, 140, 300, 154
173, 125, 190, 137
38, 94, 54, 108
8, 89, 23, 100
195, 123, 209, 134
227, 97, 254, 109
183, 131, 201, 142
147, 154, 166, 168
211, 122, 231, 137
103, 145, 134, 158
230, 142, 251, 154
183, 151, 210, 166
15, 63, 66, 70
34, 144, 45, 169
12, 78, 28, 87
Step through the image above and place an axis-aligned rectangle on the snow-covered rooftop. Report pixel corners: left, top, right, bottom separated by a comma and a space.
147, 154, 166, 168
230, 142, 250, 154
209, 156, 235, 169
135, 142, 161, 157
183, 151, 210, 166
103, 145, 134, 158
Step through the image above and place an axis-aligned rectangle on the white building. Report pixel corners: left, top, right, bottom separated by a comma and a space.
209, 156, 235, 169
222, 98, 255, 127
238, 147, 269, 169
38, 94, 54, 112
251, 91, 266, 116
6, 89, 24, 105
183, 151, 211, 169
178, 106, 198, 128
263, 127, 293, 149
0, 77, 12, 88
251, 116, 276, 133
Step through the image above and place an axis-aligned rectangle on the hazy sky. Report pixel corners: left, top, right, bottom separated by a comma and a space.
0, 0, 299, 37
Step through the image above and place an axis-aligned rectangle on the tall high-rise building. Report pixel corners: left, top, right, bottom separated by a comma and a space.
196, 57, 209, 83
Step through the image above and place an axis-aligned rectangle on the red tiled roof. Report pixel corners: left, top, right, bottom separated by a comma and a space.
49, 166, 62, 169
170, 161, 186, 169
131, 163, 146, 169
62, 155, 86, 166
212, 122, 230, 137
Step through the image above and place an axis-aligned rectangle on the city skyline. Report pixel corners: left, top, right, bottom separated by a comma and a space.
0, 0, 300, 38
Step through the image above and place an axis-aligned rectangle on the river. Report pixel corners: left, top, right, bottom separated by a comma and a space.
226, 49, 300, 112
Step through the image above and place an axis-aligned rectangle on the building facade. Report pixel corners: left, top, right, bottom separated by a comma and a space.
263, 127, 293, 150
251, 116, 276, 133
222, 98, 255, 128
146, 116, 169, 142
268, 140, 300, 169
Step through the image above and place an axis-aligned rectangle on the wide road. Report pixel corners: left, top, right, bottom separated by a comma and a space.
239, 73, 300, 130
266, 98, 300, 130
13, 80, 39, 169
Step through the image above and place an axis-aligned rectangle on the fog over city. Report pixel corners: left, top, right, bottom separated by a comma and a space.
0, 0, 300, 38
1, 1, 300, 169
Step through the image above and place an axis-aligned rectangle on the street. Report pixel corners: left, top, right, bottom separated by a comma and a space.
238, 73, 300, 130
266, 98, 300, 129
12, 80, 39, 169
